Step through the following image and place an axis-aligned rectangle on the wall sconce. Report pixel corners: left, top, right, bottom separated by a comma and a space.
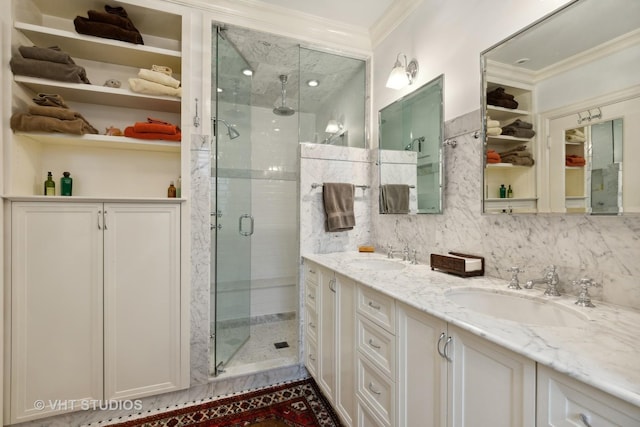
325, 119, 343, 134
386, 53, 419, 89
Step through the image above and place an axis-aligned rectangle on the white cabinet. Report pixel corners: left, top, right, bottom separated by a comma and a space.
9, 201, 184, 423
356, 285, 396, 427
448, 325, 536, 427
303, 261, 356, 426
397, 303, 447, 427
537, 365, 640, 426
397, 303, 535, 427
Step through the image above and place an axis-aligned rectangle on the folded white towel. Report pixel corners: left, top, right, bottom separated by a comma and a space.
566, 134, 586, 143
487, 127, 502, 136
138, 68, 181, 88
487, 119, 500, 128
129, 78, 182, 98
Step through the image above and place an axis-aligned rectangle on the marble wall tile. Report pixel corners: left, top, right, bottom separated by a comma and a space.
370, 110, 640, 310
299, 143, 372, 255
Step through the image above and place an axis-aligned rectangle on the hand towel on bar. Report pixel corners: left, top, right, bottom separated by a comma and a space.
381, 184, 410, 214
323, 183, 355, 232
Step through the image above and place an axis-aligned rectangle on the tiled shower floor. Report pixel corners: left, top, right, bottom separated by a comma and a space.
210, 313, 299, 376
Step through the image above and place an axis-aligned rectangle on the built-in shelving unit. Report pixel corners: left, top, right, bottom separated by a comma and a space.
484, 79, 537, 213
564, 126, 588, 212
6, 0, 184, 199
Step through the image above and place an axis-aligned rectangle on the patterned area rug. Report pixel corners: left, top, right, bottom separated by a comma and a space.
111, 378, 342, 427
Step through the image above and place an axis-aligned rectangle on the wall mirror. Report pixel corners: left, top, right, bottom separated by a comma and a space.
481, 0, 640, 215
378, 74, 444, 214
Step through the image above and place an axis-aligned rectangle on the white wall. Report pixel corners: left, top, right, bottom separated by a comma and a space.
371, 0, 640, 310
373, 0, 572, 120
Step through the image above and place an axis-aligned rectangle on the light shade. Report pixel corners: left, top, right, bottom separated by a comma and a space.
325, 119, 341, 134
385, 53, 419, 90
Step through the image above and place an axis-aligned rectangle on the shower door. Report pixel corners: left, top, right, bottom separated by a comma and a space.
212, 26, 253, 373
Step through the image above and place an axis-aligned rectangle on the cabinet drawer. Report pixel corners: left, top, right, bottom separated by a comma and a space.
357, 316, 395, 380
357, 286, 395, 333
305, 306, 318, 343
305, 262, 319, 285
305, 337, 318, 379
537, 365, 640, 426
357, 397, 387, 427
357, 355, 395, 427
305, 281, 318, 311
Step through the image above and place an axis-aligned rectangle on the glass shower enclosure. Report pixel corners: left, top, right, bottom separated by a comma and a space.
211, 26, 253, 374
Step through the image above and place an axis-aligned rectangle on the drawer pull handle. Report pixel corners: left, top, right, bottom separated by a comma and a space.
368, 339, 381, 349
309, 322, 316, 329
309, 269, 316, 274
309, 354, 316, 361
368, 382, 381, 395
579, 413, 592, 427
368, 301, 381, 310
437, 332, 446, 358
329, 278, 336, 293
443, 336, 453, 362
307, 293, 315, 300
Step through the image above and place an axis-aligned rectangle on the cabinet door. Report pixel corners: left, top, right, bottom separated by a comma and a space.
10, 202, 103, 423
537, 365, 640, 426
318, 267, 336, 402
448, 326, 536, 427
103, 203, 182, 399
397, 303, 447, 427
335, 274, 356, 426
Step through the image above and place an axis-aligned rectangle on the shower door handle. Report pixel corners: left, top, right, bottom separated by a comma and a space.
239, 214, 254, 236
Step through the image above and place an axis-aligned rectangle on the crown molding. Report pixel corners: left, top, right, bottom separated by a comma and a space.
164, 0, 373, 58
370, 0, 424, 49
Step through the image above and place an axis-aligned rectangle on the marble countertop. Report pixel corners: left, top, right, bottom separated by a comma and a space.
302, 251, 640, 407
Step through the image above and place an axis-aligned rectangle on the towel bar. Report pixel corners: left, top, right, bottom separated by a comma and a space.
311, 183, 369, 190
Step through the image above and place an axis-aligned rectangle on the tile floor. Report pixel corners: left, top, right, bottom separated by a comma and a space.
210, 313, 299, 376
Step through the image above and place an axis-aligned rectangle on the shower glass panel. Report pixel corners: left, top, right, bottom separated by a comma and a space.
212, 27, 253, 374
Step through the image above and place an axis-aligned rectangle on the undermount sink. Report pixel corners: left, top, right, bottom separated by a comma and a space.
446, 288, 589, 327
350, 258, 406, 271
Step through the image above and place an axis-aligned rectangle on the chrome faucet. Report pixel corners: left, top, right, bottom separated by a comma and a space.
524, 265, 561, 296
507, 266, 524, 290
402, 244, 410, 262
387, 244, 400, 259
574, 278, 600, 308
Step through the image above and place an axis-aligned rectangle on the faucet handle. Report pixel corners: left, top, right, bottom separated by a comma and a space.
387, 244, 394, 258
411, 249, 418, 265
574, 277, 600, 308
507, 266, 523, 290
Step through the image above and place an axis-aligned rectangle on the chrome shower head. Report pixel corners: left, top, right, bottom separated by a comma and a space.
273, 74, 295, 116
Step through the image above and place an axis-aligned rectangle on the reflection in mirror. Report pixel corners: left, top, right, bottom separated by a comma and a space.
299, 48, 366, 148
481, 0, 640, 215
379, 75, 444, 214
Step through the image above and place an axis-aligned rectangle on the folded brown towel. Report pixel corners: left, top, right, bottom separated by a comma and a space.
380, 184, 410, 214
18, 45, 76, 65
74, 16, 144, 45
32, 93, 69, 109
510, 119, 533, 129
11, 113, 97, 135
487, 98, 519, 109
28, 105, 99, 134
10, 54, 91, 84
323, 183, 355, 232
501, 126, 536, 138
87, 9, 140, 33
501, 155, 535, 166
487, 87, 519, 109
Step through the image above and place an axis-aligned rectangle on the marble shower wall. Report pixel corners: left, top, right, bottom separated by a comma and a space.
370, 110, 640, 310
299, 143, 372, 256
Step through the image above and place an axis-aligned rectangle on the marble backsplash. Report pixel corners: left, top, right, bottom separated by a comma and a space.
371, 110, 640, 310
299, 143, 372, 255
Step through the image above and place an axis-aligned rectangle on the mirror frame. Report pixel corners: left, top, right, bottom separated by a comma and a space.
378, 74, 445, 214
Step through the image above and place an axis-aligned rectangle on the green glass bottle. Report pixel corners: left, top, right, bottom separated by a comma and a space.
60, 171, 73, 196
44, 171, 55, 196
507, 185, 513, 198
499, 184, 506, 198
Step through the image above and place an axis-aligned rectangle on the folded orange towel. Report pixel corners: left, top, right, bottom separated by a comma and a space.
133, 122, 179, 134
124, 126, 181, 141
566, 155, 586, 166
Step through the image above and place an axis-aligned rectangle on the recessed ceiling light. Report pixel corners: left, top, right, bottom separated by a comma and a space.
515, 58, 530, 65
242, 68, 253, 76
307, 79, 319, 87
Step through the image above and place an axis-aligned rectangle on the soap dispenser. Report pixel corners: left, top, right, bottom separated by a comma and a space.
60, 172, 73, 196
499, 184, 506, 198
44, 172, 55, 196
